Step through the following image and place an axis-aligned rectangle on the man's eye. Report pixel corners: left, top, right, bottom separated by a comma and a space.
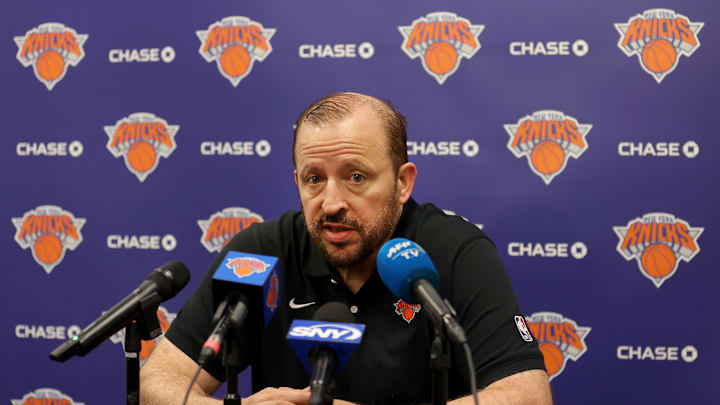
351, 174, 365, 183
307, 176, 320, 184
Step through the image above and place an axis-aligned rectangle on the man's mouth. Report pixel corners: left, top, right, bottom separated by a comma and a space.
322, 222, 355, 243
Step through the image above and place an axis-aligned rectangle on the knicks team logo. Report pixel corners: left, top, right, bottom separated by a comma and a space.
267, 273, 279, 311
398, 12, 484, 84
394, 299, 421, 323
110, 306, 176, 366
226, 256, 270, 278
615, 9, 703, 83
505, 110, 592, 185
198, 207, 263, 252
104, 113, 179, 182
14, 23, 88, 90
197, 16, 275, 86
12, 388, 85, 405
12, 205, 85, 274
614, 213, 703, 288
525, 312, 591, 382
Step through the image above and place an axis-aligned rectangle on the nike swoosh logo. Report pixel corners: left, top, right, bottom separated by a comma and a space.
289, 298, 316, 309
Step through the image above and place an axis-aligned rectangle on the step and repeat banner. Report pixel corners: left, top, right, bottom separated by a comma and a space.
1, 1, 717, 403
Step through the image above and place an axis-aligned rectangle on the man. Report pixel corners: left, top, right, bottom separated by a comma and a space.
140, 92, 552, 404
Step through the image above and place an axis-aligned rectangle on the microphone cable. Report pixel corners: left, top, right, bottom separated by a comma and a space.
461, 342, 479, 405
182, 364, 204, 405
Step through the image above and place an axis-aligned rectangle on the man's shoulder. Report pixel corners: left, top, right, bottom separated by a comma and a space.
225, 209, 305, 254
407, 201, 491, 246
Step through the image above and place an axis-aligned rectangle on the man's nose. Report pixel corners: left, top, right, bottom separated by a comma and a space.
321, 179, 348, 215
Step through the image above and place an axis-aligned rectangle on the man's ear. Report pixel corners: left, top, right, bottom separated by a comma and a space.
294, 169, 299, 186
396, 162, 417, 204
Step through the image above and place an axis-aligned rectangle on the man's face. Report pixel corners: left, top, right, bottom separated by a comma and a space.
294, 107, 402, 269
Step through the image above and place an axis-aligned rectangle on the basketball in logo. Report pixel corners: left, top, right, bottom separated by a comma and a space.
615, 9, 703, 83
614, 213, 703, 288
220, 45, 251, 77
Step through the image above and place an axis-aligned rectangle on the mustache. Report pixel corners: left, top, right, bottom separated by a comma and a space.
314, 213, 361, 229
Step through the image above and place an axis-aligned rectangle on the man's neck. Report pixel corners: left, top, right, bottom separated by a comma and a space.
337, 252, 378, 295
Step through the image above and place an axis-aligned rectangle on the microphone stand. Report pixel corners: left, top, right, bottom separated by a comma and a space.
124, 292, 163, 405
222, 333, 243, 405
430, 330, 450, 405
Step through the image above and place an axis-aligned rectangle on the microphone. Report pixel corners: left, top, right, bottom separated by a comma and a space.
200, 251, 280, 365
198, 294, 249, 365
287, 302, 365, 405
50, 260, 190, 362
377, 238, 467, 344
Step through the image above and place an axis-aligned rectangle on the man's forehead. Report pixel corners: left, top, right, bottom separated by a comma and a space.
295, 107, 388, 157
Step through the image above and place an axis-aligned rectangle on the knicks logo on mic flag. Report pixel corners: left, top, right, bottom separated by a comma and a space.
14, 23, 88, 90
399, 12, 484, 84
614, 212, 703, 288
525, 312, 591, 382
197, 16, 275, 87
12, 205, 86, 274
197, 207, 263, 253
505, 110, 592, 185
104, 113, 179, 182
615, 9, 703, 83
11, 388, 85, 405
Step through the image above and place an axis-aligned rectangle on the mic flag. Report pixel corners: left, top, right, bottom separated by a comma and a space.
286, 319, 365, 375
377, 238, 439, 305
211, 251, 280, 328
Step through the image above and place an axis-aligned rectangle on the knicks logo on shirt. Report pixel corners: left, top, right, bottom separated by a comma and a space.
505, 110, 592, 185
398, 12, 484, 85
14, 23, 88, 90
525, 312, 591, 382
615, 9, 703, 83
104, 113, 179, 182
12, 205, 86, 274
197, 207, 263, 252
11, 388, 85, 405
394, 299, 421, 323
110, 306, 176, 366
614, 212, 703, 288
196, 16, 276, 87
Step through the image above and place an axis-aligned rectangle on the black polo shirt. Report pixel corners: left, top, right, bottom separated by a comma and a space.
166, 198, 545, 404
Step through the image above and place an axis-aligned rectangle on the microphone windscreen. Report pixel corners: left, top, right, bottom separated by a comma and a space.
377, 238, 439, 305
148, 260, 191, 299
313, 302, 355, 323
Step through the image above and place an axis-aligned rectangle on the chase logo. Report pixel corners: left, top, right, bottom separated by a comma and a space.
12, 205, 86, 274
104, 112, 179, 182
197, 16, 275, 87
615, 9, 703, 83
526, 311, 591, 382
614, 212, 703, 288
505, 110, 591, 185
12, 388, 85, 405
14, 23, 88, 90
288, 321, 364, 342
197, 207, 263, 253
399, 12, 484, 84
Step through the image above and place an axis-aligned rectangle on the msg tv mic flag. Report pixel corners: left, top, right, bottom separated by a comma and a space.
377, 238, 467, 344
211, 251, 280, 329
50, 260, 190, 362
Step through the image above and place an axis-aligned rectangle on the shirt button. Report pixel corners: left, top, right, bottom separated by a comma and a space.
350, 305, 358, 314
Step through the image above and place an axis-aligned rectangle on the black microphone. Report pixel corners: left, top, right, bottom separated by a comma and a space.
50, 260, 190, 362
377, 239, 467, 344
308, 302, 355, 405
198, 294, 250, 365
